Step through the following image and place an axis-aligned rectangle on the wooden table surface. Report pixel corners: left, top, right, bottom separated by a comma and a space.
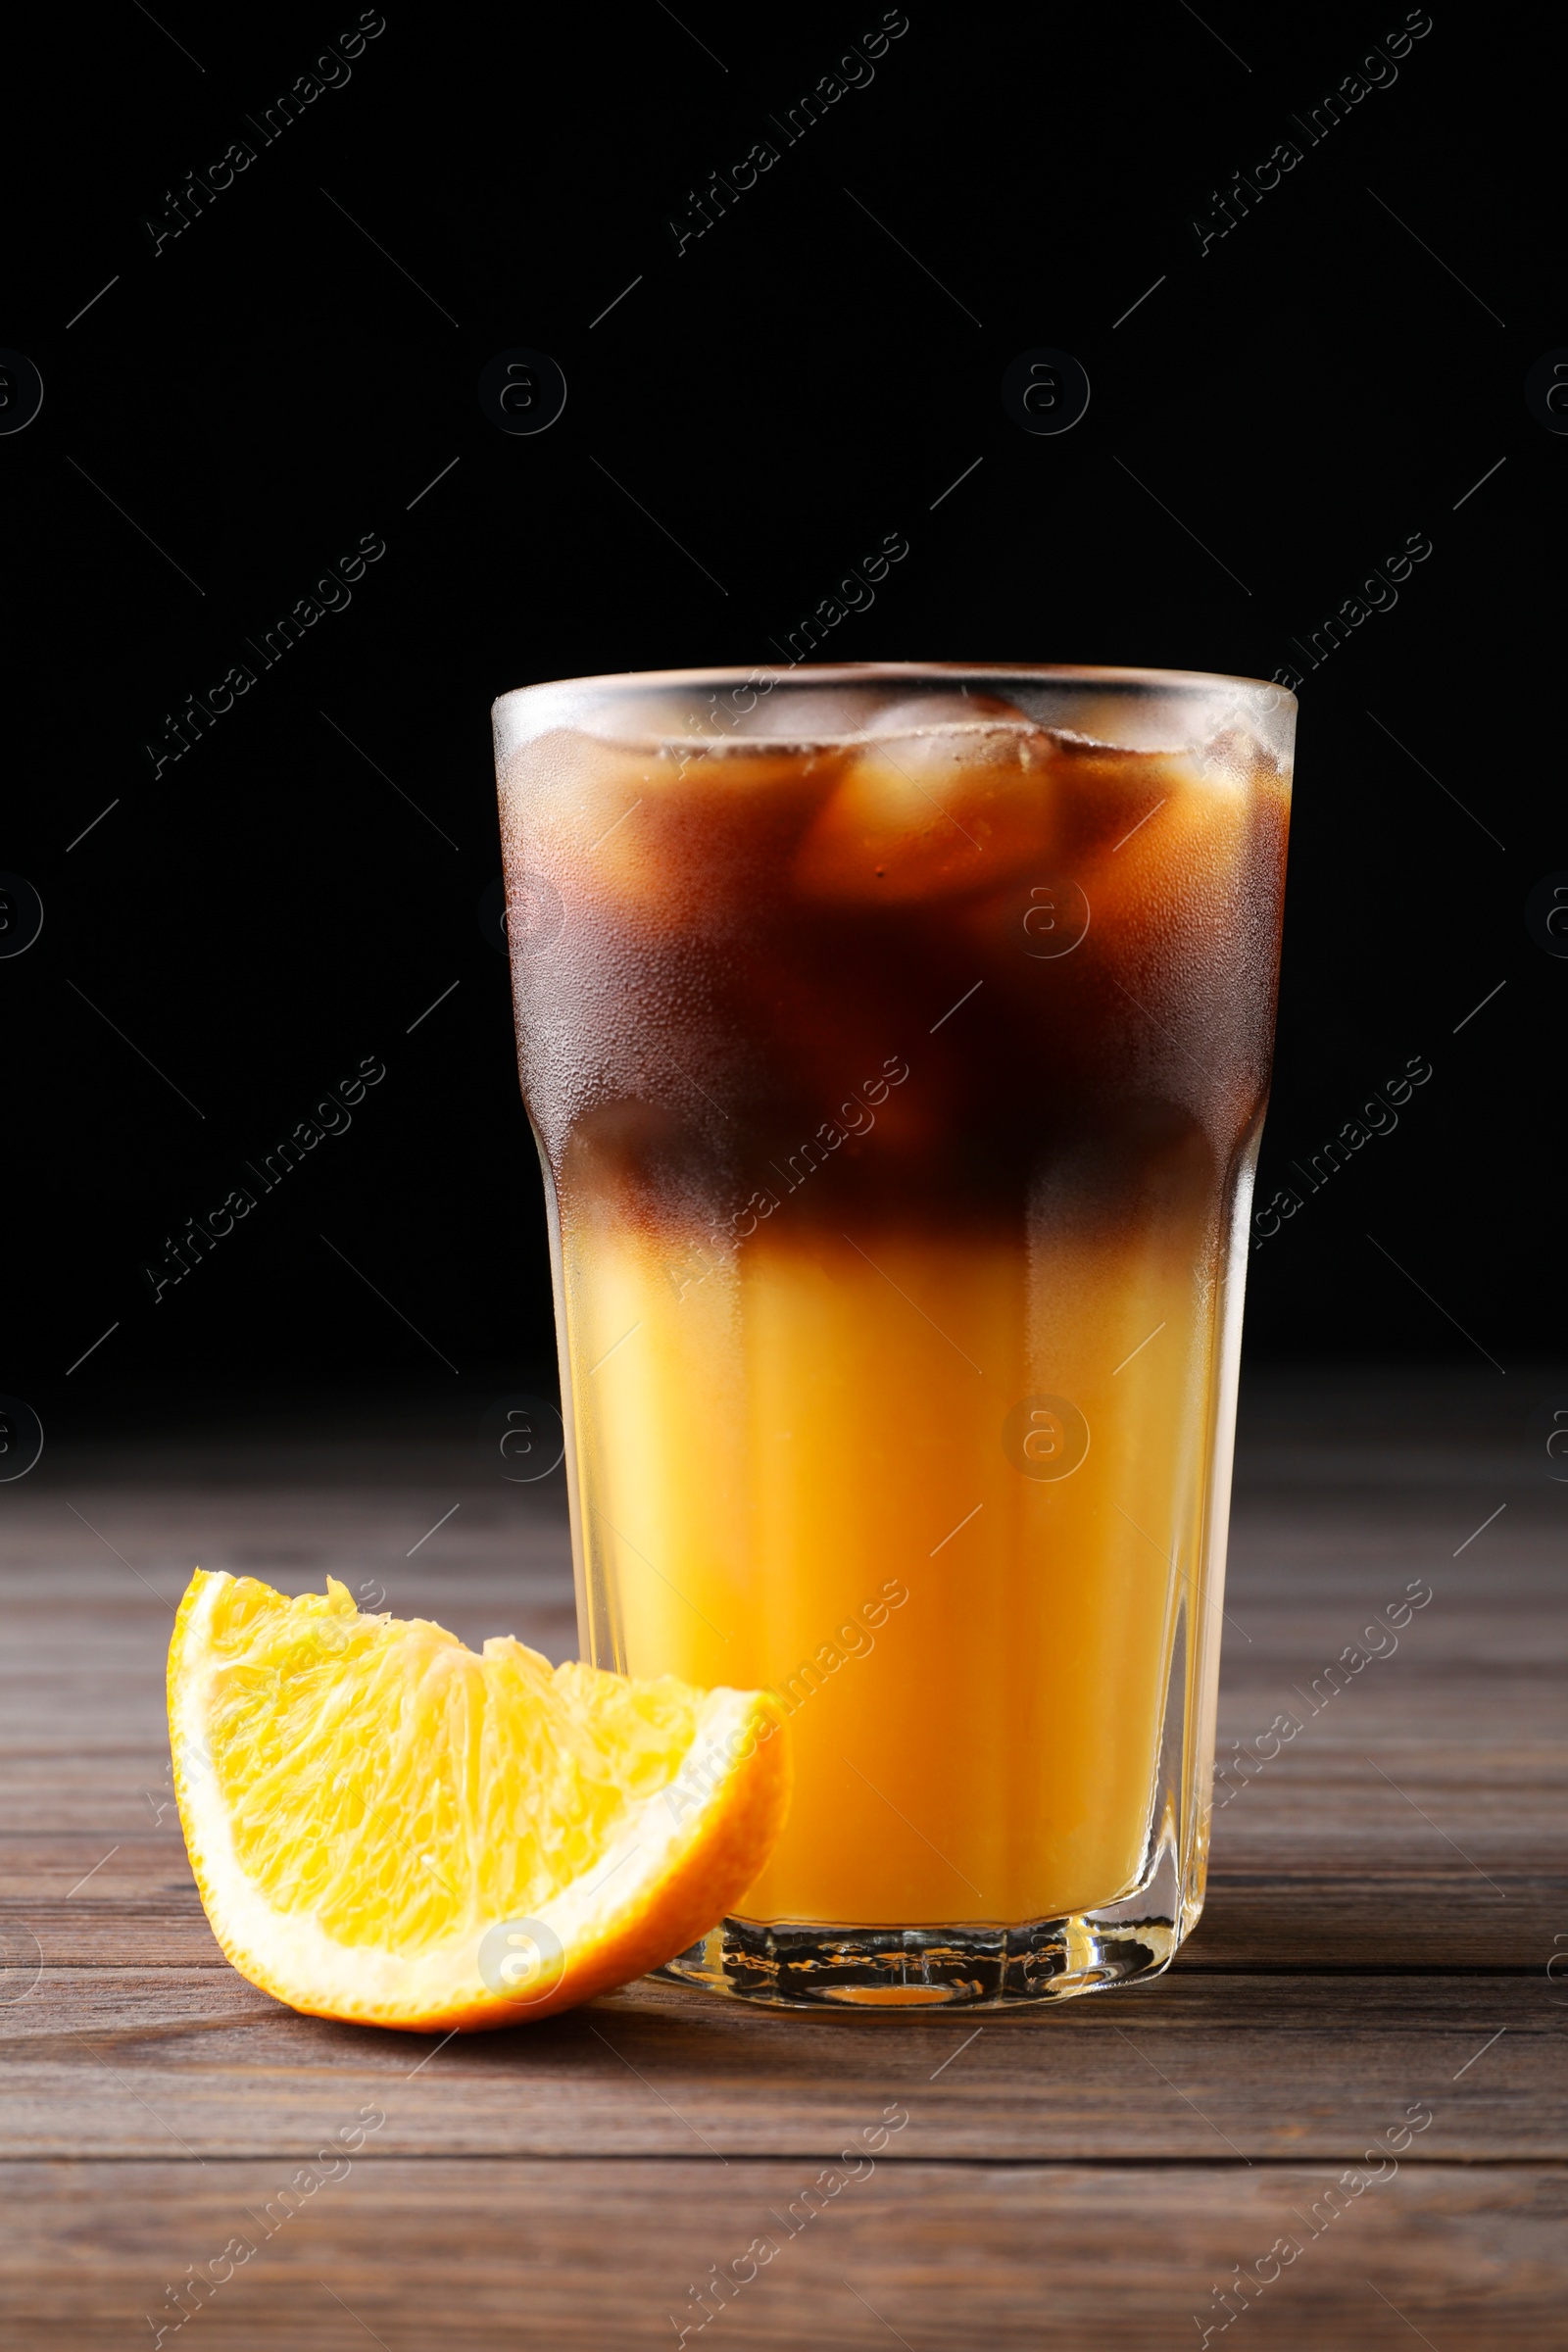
2, 1370, 1563, 2348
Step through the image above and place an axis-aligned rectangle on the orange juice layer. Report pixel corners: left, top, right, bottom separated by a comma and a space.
560, 1220, 1221, 1926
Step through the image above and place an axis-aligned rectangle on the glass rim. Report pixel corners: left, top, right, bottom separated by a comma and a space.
492, 661, 1296, 716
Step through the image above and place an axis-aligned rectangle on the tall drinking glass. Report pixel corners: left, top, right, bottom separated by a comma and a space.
493, 664, 1293, 2008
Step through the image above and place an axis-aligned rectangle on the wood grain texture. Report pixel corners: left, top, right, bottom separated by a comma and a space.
0, 2161, 1563, 2349
1, 1372, 1564, 2345
0, 1965, 1556, 2158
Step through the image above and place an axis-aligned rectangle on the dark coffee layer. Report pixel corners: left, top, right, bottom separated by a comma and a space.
500, 718, 1290, 1237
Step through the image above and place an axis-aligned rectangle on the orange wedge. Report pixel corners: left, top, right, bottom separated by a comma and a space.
168, 1570, 789, 2032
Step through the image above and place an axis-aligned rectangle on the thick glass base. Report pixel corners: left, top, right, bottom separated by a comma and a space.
655, 1846, 1190, 2011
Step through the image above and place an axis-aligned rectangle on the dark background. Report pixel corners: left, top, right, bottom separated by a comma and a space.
3, 2, 1559, 1450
